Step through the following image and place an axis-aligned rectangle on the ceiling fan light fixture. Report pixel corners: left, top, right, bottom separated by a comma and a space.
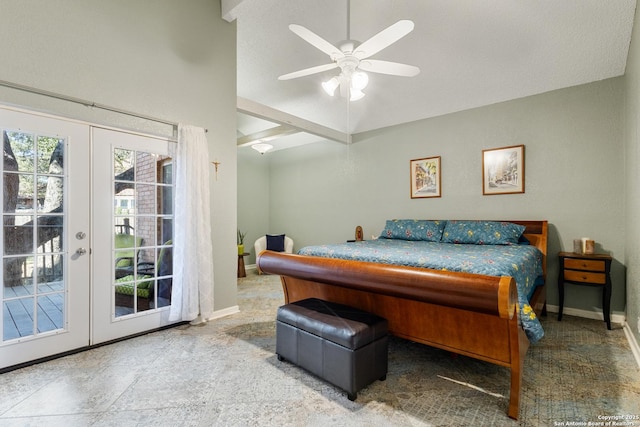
251, 142, 274, 155
351, 71, 369, 91
350, 88, 365, 101
322, 77, 340, 96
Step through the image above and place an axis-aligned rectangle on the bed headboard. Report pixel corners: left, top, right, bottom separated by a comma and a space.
510, 220, 548, 279
438, 220, 547, 256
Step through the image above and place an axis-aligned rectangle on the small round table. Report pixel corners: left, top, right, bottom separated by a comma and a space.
237, 252, 250, 278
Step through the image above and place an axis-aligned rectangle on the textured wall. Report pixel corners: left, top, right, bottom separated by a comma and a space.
246, 78, 626, 317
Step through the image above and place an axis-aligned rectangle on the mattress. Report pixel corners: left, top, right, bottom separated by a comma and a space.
298, 239, 545, 342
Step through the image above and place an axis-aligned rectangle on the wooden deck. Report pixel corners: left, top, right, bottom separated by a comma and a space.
4, 281, 168, 340
3, 282, 64, 341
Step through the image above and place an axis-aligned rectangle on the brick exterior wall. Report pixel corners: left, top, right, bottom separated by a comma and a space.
115, 152, 172, 264
135, 153, 172, 263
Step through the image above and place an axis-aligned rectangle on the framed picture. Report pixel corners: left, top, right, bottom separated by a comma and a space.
482, 145, 525, 195
410, 156, 441, 198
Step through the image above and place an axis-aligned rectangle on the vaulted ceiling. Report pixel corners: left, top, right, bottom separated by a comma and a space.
224, 0, 637, 151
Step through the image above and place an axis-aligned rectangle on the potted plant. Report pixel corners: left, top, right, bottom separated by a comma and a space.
237, 229, 247, 255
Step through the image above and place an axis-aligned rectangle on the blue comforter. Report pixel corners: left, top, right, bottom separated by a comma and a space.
298, 239, 545, 343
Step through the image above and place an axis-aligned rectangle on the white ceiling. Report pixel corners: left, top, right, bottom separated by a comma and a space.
226, 0, 637, 152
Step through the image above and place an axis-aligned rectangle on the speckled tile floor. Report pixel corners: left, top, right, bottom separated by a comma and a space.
0, 270, 639, 426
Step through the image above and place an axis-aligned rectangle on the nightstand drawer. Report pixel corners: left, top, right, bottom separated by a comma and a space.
564, 258, 605, 272
564, 270, 606, 284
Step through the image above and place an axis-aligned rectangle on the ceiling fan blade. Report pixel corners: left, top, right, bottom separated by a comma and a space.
278, 63, 339, 80
358, 59, 420, 77
354, 20, 415, 60
289, 24, 345, 60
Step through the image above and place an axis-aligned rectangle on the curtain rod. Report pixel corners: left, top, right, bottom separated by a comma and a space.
0, 79, 207, 134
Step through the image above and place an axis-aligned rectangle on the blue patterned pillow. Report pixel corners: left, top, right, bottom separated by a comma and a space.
379, 219, 447, 242
441, 221, 525, 245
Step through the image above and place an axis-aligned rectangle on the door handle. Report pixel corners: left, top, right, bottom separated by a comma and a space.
76, 248, 87, 256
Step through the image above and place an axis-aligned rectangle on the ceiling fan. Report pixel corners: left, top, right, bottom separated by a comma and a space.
278, 3, 420, 101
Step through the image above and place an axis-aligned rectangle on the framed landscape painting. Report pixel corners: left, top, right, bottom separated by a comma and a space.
410, 156, 441, 198
482, 145, 525, 195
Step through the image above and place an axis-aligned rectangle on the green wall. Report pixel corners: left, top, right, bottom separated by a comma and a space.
623, 4, 640, 346
0, 0, 239, 312
237, 148, 270, 263
240, 77, 627, 318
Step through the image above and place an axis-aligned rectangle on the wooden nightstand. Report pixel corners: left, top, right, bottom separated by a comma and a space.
557, 251, 612, 330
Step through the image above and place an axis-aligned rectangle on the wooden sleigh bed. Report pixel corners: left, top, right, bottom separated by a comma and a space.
258, 220, 547, 420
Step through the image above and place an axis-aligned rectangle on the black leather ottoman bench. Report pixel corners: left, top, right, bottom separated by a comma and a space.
276, 298, 388, 400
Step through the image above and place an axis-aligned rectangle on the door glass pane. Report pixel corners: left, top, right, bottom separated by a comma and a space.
156, 243, 172, 308
37, 293, 63, 334
136, 152, 157, 183
136, 216, 157, 247
4, 297, 35, 338
6, 131, 35, 172
36, 254, 63, 293
113, 149, 173, 317
114, 149, 134, 178
37, 136, 64, 175
160, 187, 172, 215
3, 130, 66, 341
13, 174, 35, 210
37, 215, 63, 252
159, 217, 173, 248
3, 256, 34, 294
136, 184, 156, 214
4, 215, 33, 255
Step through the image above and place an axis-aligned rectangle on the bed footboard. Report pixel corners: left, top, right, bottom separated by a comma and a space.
258, 251, 528, 419
259, 252, 517, 319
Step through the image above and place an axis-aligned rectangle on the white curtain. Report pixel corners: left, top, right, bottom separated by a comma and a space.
169, 124, 214, 322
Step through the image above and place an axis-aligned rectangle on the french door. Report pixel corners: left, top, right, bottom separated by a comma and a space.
91, 127, 175, 344
1, 107, 177, 369
0, 107, 90, 368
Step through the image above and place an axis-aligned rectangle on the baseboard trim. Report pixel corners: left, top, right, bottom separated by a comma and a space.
623, 323, 640, 369
206, 305, 240, 321
545, 304, 626, 325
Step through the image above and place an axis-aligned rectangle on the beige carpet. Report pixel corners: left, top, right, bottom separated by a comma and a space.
0, 269, 638, 426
